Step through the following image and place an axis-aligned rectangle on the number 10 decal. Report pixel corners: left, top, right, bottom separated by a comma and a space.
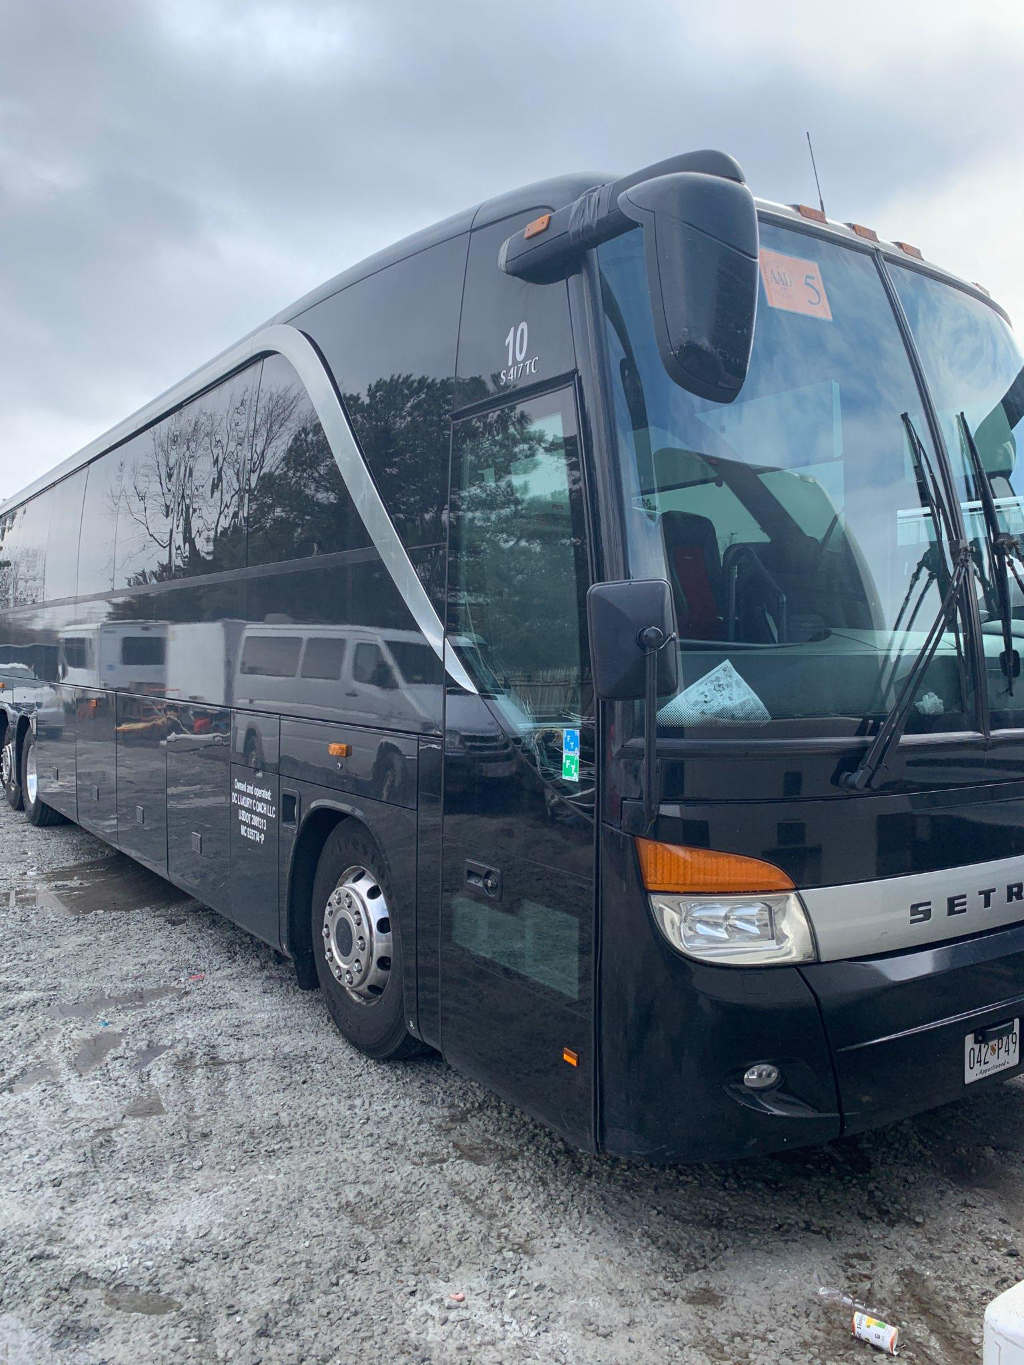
500, 321, 539, 386
504, 321, 528, 367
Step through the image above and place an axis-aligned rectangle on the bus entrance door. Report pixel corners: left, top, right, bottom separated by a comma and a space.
440, 386, 596, 1149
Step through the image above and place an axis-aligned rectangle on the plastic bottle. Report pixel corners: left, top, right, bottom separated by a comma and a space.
817, 1286, 901, 1355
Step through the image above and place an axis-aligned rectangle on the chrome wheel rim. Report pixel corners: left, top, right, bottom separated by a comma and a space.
321, 864, 392, 1005
25, 744, 37, 806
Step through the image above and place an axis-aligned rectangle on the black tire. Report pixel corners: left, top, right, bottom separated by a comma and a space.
2, 730, 23, 811
311, 823, 422, 1060
21, 730, 65, 828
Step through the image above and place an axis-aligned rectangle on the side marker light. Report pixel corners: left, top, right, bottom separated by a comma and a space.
562, 1047, 579, 1067
327, 742, 351, 758
524, 213, 551, 240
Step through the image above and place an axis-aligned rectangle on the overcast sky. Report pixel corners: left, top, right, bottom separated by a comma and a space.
2, 0, 1022, 498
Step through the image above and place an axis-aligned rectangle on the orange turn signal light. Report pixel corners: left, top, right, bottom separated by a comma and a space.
634, 838, 794, 894
562, 1047, 579, 1067
524, 213, 551, 240
327, 742, 351, 758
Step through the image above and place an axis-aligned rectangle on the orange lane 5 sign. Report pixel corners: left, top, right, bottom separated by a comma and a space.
758, 247, 833, 321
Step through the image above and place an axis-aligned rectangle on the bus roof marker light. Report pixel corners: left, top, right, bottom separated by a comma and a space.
846, 222, 879, 241
635, 837, 794, 894
792, 203, 827, 223
894, 241, 923, 259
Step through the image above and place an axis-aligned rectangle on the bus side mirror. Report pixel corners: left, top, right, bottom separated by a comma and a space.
617, 172, 759, 405
587, 579, 679, 701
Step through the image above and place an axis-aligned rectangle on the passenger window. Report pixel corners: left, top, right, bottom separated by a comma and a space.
293, 236, 467, 572
77, 452, 123, 595
113, 428, 177, 585
246, 354, 372, 567
301, 636, 346, 680
0, 496, 51, 607
170, 366, 257, 577
239, 634, 301, 676
45, 470, 86, 600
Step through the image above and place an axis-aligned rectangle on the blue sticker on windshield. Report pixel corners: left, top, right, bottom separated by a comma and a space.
562, 728, 580, 782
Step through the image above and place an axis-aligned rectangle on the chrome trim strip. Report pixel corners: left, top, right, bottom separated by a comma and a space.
2, 323, 476, 694
801, 852, 1024, 961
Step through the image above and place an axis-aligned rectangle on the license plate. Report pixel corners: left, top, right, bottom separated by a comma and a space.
964, 1021, 1020, 1084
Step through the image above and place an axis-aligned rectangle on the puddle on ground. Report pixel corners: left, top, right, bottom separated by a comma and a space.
49, 986, 180, 1021
132, 1043, 172, 1072
74, 1031, 124, 1075
21, 855, 192, 917
4, 1061, 58, 1094
123, 1089, 165, 1119
103, 1285, 180, 1315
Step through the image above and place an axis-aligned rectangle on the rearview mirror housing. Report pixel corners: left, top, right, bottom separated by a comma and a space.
617, 172, 759, 405
587, 579, 679, 701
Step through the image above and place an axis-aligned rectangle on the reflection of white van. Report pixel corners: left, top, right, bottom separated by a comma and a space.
59, 622, 167, 693
232, 624, 439, 729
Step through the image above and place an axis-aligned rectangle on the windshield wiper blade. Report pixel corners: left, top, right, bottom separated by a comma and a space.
840, 542, 974, 791
957, 410, 1022, 692
840, 414, 972, 792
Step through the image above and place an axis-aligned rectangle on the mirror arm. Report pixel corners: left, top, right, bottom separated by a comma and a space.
640, 626, 676, 832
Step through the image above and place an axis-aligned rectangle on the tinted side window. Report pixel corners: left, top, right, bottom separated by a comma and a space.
240, 634, 301, 676
247, 354, 372, 566
44, 470, 86, 600
456, 213, 575, 408
301, 636, 346, 679
115, 427, 176, 585
295, 237, 466, 564
78, 451, 123, 595
0, 497, 51, 607
171, 366, 257, 577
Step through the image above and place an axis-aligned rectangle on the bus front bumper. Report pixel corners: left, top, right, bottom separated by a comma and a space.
801, 917, 1024, 1136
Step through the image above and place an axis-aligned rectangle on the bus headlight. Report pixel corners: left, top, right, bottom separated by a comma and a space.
649, 891, 816, 966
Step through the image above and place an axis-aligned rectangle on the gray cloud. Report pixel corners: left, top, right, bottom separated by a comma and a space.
2, 0, 1022, 493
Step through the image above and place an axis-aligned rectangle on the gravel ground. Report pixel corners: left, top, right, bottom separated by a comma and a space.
2, 797, 1023, 1364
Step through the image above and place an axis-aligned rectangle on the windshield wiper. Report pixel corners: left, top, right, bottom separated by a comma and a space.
840, 414, 972, 792
957, 410, 1022, 692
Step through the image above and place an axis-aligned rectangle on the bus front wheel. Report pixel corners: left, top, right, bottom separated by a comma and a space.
311, 824, 422, 1060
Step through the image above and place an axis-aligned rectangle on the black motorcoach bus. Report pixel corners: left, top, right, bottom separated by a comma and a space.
5, 149, 1024, 1160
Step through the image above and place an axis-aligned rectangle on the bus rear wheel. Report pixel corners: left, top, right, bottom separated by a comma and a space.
2, 732, 23, 811
311, 824, 422, 1060
21, 731, 64, 827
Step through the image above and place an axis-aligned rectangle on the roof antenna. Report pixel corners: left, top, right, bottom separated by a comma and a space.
805, 131, 826, 218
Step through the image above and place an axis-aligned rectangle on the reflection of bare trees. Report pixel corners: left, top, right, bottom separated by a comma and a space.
451, 408, 586, 692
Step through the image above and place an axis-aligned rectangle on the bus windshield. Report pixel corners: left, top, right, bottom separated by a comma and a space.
890, 265, 1024, 729
599, 221, 974, 739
